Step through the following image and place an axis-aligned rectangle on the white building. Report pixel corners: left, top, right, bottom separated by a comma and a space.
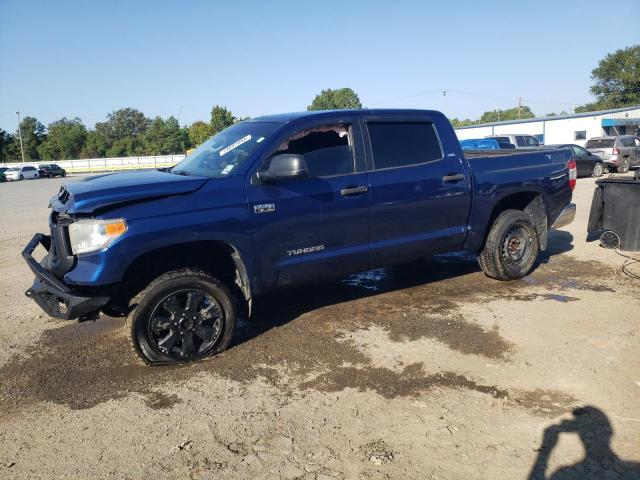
454, 105, 640, 147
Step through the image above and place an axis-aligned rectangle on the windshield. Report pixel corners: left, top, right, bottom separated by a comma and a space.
171, 122, 280, 178
586, 139, 614, 148
6, 167, 19, 172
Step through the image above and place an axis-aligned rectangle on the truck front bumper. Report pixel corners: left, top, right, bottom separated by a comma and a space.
22, 233, 109, 320
551, 203, 576, 230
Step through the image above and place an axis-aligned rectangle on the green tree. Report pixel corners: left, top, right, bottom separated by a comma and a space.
450, 118, 475, 128
38, 117, 87, 160
575, 45, 640, 112
96, 108, 150, 144
16, 116, 46, 160
0, 129, 11, 163
590, 45, 640, 108
142, 116, 189, 155
210, 105, 235, 134
307, 88, 362, 111
188, 121, 214, 147
80, 130, 109, 158
478, 106, 535, 123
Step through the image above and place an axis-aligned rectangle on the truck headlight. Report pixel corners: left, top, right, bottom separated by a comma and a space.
68, 219, 127, 255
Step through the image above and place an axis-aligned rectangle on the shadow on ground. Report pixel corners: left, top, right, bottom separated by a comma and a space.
528, 406, 640, 479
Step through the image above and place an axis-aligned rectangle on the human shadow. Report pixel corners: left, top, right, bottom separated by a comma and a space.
528, 406, 640, 480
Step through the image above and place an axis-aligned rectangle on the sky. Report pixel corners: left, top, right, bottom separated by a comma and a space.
1, 0, 639, 132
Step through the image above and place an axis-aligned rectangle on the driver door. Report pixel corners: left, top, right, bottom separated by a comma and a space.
246, 116, 371, 291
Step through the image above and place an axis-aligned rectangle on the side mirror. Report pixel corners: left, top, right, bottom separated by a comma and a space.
259, 154, 308, 183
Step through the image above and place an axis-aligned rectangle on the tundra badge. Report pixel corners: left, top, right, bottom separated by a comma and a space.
254, 203, 276, 214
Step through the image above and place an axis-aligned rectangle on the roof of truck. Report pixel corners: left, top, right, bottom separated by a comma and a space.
246, 109, 441, 123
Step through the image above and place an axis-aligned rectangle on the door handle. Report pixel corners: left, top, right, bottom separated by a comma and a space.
442, 173, 465, 182
340, 185, 368, 196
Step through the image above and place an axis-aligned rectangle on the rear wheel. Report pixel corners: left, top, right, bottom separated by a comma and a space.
592, 162, 604, 177
126, 269, 236, 365
478, 209, 540, 280
616, 158, 630, 173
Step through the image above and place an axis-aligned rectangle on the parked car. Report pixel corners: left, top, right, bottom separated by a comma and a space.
585, 135, 640, 173
38, 163, 67, 178
459, 138, 515, 150
23, 109, 575, 364
486, 134, 541, 148
4, 165, 39, 180
0, 167, 7, 182
544, 144, 604, 178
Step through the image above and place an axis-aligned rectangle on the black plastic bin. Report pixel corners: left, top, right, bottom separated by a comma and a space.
588, 177, 640, 251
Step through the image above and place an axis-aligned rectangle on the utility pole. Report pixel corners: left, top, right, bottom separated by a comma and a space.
15, 111, 25, 163
441, 89, 447, 115
517, 97, 522, 119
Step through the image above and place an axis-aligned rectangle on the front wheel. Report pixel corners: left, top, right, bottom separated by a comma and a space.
592, 163, 604, 178
126, 269, 236, 365
478, 209, 540, 281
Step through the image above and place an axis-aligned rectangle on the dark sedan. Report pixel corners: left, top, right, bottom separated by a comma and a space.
38, 163, 67, 178
545, 144, 604, 178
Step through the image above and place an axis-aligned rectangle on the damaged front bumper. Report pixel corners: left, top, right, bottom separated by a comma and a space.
22, 233, 109, 320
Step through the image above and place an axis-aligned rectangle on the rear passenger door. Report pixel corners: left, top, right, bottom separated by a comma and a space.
363, 115, 472, 265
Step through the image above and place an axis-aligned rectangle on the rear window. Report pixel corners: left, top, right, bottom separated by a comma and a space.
586, 139, 614, 148
367, 122, 442, 170
620, 137, 636, 147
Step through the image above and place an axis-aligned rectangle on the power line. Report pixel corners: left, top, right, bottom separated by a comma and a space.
368, 89, 442, 106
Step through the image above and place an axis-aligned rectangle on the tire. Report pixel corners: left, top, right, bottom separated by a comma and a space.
126, 269, 236, 365
34, 174, 39, 179
478, 209, 540, 281
592, 163, 604, 178
48, 173, 53, 178
62, 171, 66, 177
616, 158, 630, 173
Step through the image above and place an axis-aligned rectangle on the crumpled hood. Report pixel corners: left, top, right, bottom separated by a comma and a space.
51, 170, 209, 214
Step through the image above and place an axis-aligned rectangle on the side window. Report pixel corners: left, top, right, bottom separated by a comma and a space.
274, 124, 354, 178
515, 136, 527, 147
620, 137, 635, 147
570, 146, 584, 156
367, 122, 442, 170
524, 136, 539, 146
574, 131, 587, 141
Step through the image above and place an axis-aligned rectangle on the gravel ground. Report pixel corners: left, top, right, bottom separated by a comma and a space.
0, 173, 639, 479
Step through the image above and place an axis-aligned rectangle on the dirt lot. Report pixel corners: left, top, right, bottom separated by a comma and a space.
0, 174, 639, 479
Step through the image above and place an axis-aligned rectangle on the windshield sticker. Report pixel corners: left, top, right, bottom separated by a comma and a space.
221, 165, 234, 175
256, 137, 265, 143
220, 135, 252, 156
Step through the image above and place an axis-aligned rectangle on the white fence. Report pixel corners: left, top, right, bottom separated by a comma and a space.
2, 154, 187, 174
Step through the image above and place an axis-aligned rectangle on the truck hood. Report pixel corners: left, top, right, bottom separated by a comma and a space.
51, 170, 209, 214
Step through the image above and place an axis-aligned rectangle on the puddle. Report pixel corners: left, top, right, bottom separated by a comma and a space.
301, 363, 576, 417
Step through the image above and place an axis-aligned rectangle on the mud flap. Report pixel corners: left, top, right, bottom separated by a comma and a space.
525, 196, 548, 251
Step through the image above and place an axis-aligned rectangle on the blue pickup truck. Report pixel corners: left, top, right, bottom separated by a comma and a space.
23, 109, 576, 364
